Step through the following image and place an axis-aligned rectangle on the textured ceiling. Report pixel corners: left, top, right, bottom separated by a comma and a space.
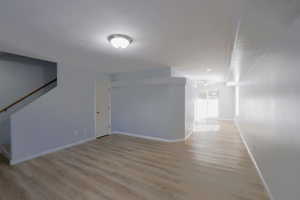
0, 0, 243, 81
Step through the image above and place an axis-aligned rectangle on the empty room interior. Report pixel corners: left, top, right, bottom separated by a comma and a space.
0, 0, 299, 199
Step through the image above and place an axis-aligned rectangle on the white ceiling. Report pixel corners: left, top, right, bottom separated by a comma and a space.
0, 0, 243, 81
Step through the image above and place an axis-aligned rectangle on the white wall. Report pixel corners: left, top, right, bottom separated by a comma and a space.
111, 68, 172, 82
0, 53, 57, 151
111, 70, 186, 141
9, 65, 181, 163
218, 85, 235, 120
185, 79, 197, 136
233, 1, 300, 199
10, 62, 101, 164
0, 53, 57, 109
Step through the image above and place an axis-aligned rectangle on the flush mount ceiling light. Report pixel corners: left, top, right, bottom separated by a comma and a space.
108, 34, 133, 49
206, 68, 212, 72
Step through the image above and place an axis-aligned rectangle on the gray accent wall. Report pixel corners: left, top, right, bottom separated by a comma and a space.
233, 1, 300, 199
111, 77, 186, 141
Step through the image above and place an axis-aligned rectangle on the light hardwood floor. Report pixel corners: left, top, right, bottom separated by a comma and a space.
0, 121, 269, 200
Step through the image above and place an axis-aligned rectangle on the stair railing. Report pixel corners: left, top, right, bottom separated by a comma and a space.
0, 78, 57, 113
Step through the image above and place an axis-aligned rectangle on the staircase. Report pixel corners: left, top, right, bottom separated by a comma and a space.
0, 52, 57, 161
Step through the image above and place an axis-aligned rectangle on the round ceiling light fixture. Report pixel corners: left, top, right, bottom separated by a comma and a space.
108, 34, 133, 49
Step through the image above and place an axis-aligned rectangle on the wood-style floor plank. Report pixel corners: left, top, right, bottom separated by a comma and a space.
0, 121, 270, 200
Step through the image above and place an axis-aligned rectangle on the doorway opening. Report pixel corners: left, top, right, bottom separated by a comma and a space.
194, 89, 220, 132
195, 90, 219, 121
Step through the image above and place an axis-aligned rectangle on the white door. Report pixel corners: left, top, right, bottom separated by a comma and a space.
96, 80, 111, 137
194, 90, 219, 121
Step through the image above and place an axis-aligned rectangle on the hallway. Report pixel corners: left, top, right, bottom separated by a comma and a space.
0, 121, 269, 200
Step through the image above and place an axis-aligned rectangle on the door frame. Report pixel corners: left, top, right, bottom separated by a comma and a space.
94, 79, 111, 138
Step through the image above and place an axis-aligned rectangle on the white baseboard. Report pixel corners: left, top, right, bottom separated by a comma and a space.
234, 120, 274, 200
113, 131, 192, 143
10, 137, 95, 165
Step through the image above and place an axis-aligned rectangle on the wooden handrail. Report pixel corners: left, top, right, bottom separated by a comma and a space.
0, 78, 57, 113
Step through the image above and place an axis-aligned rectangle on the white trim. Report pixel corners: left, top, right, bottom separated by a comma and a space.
113, 131, 192, 143
234, 120, 274, 200
10, 137, 95, 165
